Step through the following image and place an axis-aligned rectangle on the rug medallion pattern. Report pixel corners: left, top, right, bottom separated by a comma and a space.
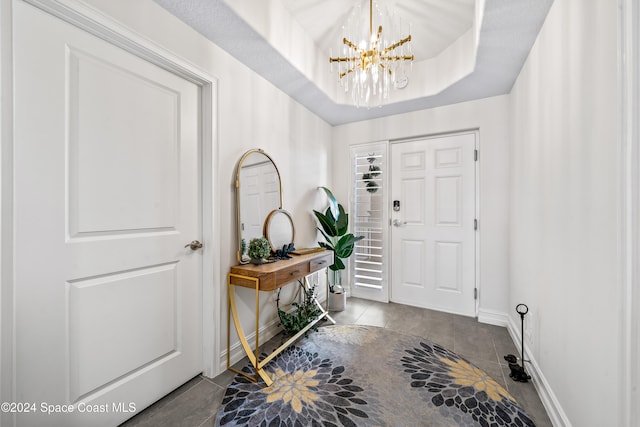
216, 325, 535, 426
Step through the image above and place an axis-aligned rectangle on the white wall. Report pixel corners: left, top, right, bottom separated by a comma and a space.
79, 0, 333, 374
509, 0, 621, 425
332, 95, 511, 321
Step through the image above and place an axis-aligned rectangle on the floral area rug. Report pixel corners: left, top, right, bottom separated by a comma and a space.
215, 325, 535, 426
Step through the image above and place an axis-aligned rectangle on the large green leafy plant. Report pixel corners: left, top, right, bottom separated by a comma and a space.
313, 187, 364, 291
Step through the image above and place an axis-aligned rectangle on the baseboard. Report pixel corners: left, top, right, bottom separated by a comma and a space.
477, 309, 508, 326
507, 318, 572, 427
218, 317, 283, 373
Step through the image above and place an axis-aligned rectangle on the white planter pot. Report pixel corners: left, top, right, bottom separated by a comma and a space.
328, 291, 346, 312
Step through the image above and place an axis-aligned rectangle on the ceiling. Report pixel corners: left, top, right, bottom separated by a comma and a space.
153, 0, 554, 125
280, 0, 476, 62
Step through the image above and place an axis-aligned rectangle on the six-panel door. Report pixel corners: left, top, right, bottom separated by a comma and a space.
390, 133, 476, 316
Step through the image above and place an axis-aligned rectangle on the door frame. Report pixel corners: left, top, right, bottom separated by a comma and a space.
621, 0, 639, 424
388, 130, 480, 318
0, 0, 220, 420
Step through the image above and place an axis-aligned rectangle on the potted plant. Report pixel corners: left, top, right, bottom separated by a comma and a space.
276, 283, 322, 337
248, 237, 271, 264
362, 154, 381, 193
313, 187, 364, 311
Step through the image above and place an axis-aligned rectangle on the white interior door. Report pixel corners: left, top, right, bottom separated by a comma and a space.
390, 133, 476, 316
14, 2, 202, 425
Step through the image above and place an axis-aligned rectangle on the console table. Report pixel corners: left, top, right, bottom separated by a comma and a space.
227, 250, 335, 385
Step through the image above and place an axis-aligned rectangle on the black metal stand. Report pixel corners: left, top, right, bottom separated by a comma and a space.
504, 303, 531, 383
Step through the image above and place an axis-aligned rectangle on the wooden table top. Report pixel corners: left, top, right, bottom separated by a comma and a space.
229, 250, 333, 291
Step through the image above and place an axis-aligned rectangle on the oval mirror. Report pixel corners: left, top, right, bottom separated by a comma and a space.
264, 209, 295, 252
235, 149, 282, 263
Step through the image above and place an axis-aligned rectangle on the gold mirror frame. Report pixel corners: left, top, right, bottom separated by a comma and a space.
234, 149, 283, 264
264, 209, 295, 252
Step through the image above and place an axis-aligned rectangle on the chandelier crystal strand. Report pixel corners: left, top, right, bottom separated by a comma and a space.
329, 0, 413, 108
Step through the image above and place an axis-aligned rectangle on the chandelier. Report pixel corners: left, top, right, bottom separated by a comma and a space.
329, 0, 414, 108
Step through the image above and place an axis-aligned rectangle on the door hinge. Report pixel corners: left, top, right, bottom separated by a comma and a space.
474, 219, 478, 230
474, 288, 478, 300
474, 149, 478, 161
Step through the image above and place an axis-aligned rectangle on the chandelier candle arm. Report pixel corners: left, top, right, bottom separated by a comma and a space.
342, 38, 362, 53
382, 35, 412, 55
383, 55, 414, 61
339, 69, 355, 79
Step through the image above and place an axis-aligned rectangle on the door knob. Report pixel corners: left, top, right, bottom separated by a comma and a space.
392, 220, 407, 227
185, 240, 203, 250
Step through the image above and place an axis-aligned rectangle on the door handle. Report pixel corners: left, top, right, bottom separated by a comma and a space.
185, 240, 203, 250
392, 220, 407, 227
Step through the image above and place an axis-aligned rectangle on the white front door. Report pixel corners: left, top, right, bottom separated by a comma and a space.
390, 133, 476, 316
14, 2, 202, 426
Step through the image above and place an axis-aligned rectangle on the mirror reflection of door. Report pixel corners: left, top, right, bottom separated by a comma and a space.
239, 153, 281, 244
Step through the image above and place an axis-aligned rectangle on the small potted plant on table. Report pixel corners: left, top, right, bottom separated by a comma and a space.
248, 237, 271, 265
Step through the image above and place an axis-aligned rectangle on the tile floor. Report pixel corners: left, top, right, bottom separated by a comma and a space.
121, 297, 553, 427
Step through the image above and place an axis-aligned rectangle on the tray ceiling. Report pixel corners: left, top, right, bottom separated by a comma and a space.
154, 0, 553, 125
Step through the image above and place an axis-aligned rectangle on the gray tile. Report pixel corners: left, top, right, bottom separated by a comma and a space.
354, 306, 389, 327
395, 314, 455, 348
453, 313, 481, 330
476, 322, 508, 336
120, 377, 225, 427
420, 312, 456, 336
454, 327, 498, 363
385, 311, 422, 333
209, 368, 236, 389
120, 376, 203, 426
339, 297, 370, 316
197, 415, 216, 427
412, 327, 455, 350
324, 297, 369, 324
326, 309, 362, 325
494, 330, 520, 365
385, 305, 431, 331
388, 301, 427, 318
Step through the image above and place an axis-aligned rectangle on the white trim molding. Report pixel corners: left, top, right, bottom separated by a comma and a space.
0, 1, 14, 426
477, 309, 508, 327
620, 0, 640, 424
507, 317, 572, 427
